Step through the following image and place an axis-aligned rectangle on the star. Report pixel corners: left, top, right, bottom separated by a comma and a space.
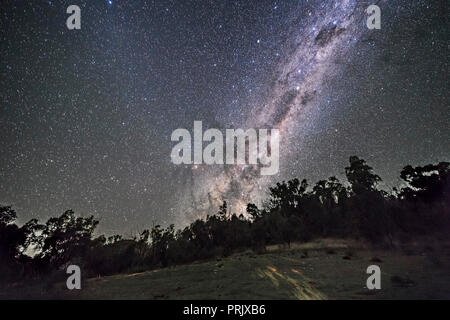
0, 0, 447, 234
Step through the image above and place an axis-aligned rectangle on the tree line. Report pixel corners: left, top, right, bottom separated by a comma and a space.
1, 156, 449, 285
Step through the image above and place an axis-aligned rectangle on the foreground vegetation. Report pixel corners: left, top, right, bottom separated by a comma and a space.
3, 239, 450, 299
1, 156, 449, 293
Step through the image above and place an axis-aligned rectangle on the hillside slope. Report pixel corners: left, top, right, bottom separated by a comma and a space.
4, 239, 450, 299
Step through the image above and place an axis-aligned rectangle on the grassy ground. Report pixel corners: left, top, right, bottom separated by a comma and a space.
3, 238, 450, 299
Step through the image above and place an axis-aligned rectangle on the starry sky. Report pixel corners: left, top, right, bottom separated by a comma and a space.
1, 0, 448, 235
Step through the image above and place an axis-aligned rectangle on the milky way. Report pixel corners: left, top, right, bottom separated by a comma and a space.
1, 0, 448, 234
176, 0, 370, 223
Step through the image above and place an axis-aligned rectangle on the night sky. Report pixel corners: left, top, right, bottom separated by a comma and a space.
1, 0, 448, 235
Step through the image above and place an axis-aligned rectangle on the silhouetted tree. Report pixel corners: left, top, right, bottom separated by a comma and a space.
38, 210, 99, 269
246, 203, 261, 221
345, 156, 381, 194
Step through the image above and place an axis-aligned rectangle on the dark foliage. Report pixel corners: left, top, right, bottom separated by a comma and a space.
1, 156, 449, 283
